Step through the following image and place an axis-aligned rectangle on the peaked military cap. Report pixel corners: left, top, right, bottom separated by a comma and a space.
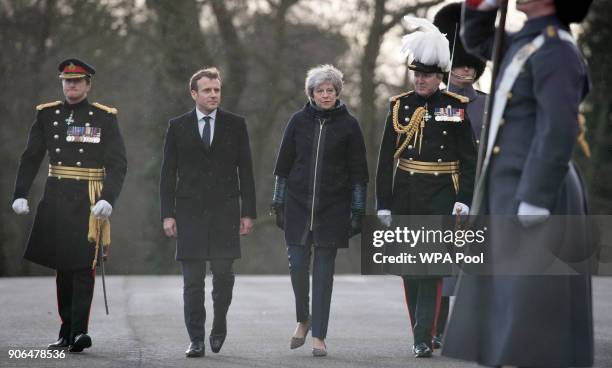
58, 58, 96, 79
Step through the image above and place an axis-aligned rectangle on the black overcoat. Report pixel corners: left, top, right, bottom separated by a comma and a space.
14, 98, 127, 271
274, 102, 368, 248
160, 108, 256, 260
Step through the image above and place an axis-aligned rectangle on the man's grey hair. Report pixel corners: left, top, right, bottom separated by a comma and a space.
304, 64, 344, 98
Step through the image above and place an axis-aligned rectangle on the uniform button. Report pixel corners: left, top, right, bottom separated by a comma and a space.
440, 145, 444, 150
79, 148, 84, 153
55, 110, 60, 114
410, 171, 415, 175
437, 158, 442, 162
53, 134, 59, 139
404, 117, 409, 122
55, 148, 61, 153
442, 131, 447, 135
76, 161, 82, 166
404, 105, 409, 110
85, 123, 90, 127
434, 172, 439, 176
408, 145, 413, 149
53, 121, 58, 126
408, 157, 413, 161
507, 92, 512, 100
476, 139, 480, 144
57, 161, 62, 165
57, 176, 62, 180
89, 111, 93, 116
493, 146, 501, 155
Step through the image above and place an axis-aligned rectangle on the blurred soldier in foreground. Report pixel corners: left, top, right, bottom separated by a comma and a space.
12, 58, 127, 353
431, 1, 488, 349
443, 1, 594, 367
375, 17, 476, 358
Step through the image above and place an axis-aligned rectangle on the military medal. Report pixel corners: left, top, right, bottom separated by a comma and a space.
434, 105, 464, 122
66, 126, 101, 143
65, 111, 75, 125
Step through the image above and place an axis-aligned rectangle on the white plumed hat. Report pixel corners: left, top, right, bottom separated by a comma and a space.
401, 16, 451, 73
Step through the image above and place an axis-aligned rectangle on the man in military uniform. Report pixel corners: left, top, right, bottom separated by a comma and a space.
375, 17, 477, 358
12, 58, 127, 353
442, 1, 594, 367
431, 1, 488, 349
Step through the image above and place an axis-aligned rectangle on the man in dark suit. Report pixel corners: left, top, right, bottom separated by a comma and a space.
160, 67, 256, 358
12, 58, 127, 353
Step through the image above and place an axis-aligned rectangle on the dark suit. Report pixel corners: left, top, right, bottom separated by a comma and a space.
159, 107, 256, 343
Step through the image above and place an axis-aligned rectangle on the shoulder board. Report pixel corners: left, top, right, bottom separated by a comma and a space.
443, 90, 470, 104
92, 102, 118, 114
36, 101, 62, 111
389, 91, 414, 103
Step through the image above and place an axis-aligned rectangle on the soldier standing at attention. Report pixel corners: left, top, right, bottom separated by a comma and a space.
375, 17, 477, 358
442, 1, 594, 367
12, 58, 127, 353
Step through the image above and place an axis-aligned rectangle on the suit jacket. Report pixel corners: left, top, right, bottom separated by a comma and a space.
160, 108, 256, 260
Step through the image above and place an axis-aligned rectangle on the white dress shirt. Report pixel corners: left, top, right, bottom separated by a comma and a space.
196, 107, 216, 146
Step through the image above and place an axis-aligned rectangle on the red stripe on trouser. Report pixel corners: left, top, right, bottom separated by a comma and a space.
430, 279, 443, 350
55, 271, 63, 325
402, 279, 415, 328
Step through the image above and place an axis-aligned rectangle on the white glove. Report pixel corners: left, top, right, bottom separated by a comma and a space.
92, 200, 113, 219
517, 201, 550, 227
377, 209, 392, 227
12, 198, 29, 215
452, 202, 470, 215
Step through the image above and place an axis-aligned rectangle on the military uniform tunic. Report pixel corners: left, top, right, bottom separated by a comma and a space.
14, 98, 127, 271
376, 88, 477, 216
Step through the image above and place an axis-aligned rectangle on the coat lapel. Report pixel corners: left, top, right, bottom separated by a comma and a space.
210, 108, 224, 152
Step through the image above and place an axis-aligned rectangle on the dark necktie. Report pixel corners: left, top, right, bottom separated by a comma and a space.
202, 116, 211, 150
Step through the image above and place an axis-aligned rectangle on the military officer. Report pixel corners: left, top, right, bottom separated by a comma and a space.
12, 58, 127, 353
431, 1, 488, 349
442, 1, 594, 367
375, 17, 477, 358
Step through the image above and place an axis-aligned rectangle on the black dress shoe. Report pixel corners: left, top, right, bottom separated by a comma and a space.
47, 337, 70, 349
68, 334, 92, 353
185, 341, 204, 358
413, 342, 432, 358
209, 334, 226, 353
432, 334, 442, 349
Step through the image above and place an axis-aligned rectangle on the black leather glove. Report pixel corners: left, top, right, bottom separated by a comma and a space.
349, 183, 367, 238
270, 176, 287, 230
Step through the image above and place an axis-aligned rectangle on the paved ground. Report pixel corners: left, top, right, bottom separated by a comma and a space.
1, 275, 611, 368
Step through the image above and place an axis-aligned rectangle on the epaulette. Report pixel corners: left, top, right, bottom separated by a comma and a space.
443, 90, 470, 104
36, 101, 62, 111
389, 91, 414, 103
92, 102, 118, 114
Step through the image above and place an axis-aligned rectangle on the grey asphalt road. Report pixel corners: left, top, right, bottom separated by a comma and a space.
1, 275, 611, 368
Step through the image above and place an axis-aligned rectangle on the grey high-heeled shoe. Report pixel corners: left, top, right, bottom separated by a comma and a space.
290, 317, 311, 349
312, 340, 327, 357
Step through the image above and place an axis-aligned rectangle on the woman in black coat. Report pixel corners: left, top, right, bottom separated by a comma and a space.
271, 64, 368, 357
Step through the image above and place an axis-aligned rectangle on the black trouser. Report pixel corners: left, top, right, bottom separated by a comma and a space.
287, 245, 338, 339
56, 268, 95, 342
402, 277, 442, 348
180, 259, 234, 343
436, 296, 450, 337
